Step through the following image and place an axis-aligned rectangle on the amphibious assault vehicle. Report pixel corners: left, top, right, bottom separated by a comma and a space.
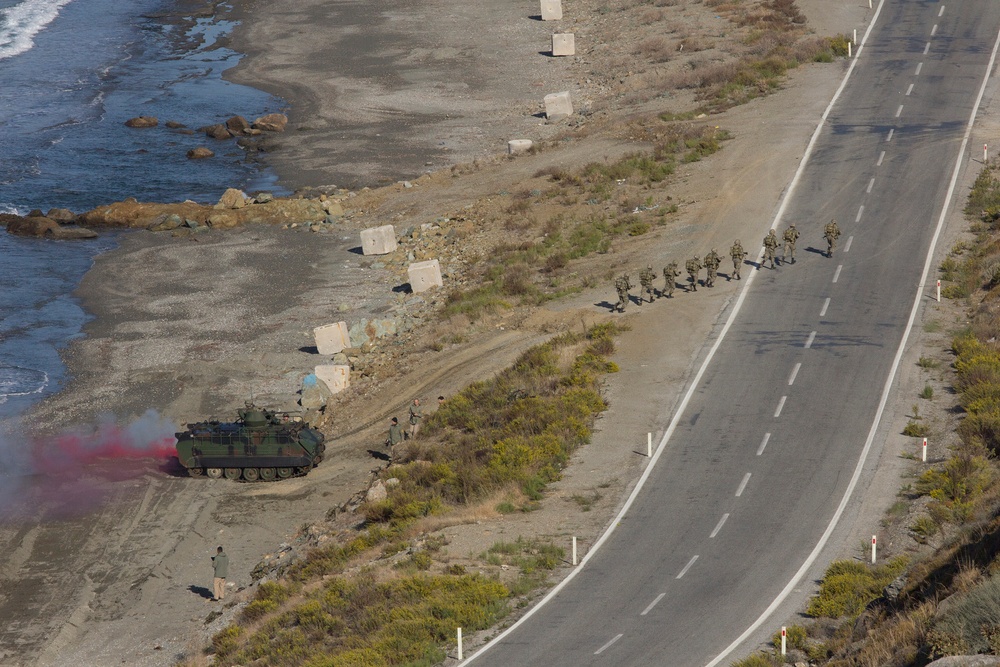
175, 403, 326, 481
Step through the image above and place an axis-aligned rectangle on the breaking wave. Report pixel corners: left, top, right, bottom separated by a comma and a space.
0, 0, 74, 61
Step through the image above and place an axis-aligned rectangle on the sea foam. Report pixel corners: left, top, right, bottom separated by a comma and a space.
0, 0, 74, 61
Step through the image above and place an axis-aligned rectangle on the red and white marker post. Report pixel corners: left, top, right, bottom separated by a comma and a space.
781, 627, 787, 656
922, 437, 928, 463
871, 535, 877, 564
937, 279, 941, 302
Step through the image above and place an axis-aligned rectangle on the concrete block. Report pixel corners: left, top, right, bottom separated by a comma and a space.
408, 259, 444, 293
315, 364, 351, 395
540, 0, 562, 20
313, 322, 351, 355
300, 373, 332, 409
360, 224, 397, 255
552, 33, 575, 56
544, 91, 573, 120
508, 139, 534, 154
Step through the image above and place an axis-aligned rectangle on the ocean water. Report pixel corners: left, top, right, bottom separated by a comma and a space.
0, 0, 286, 420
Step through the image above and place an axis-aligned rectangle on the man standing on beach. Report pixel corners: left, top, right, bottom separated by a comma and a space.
212, 546, 229, 602
408, 398, 423, 439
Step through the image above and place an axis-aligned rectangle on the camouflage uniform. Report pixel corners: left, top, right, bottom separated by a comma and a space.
824, 219, 841, 258
639, 266, 656, 303
781, 224, 800, 265
704, 249, 721, 288
686, 256, 703, 292
662, 262, 680, 298
730, 240, 747, 280
761, 230, 778, 269
614, 274, 632, 312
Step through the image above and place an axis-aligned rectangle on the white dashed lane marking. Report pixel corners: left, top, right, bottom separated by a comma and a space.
833, 265, 843, 283
887, 128, 894, 142
867, 178, 875, 193
895, 104, 904, 118
856, 205, 864, 222
757, 432, 771, 455
877, 150, 885, 166
735, 473, 751, 497
820, 298, 830, 317
788, 363, 801, 386
939, 5, 945, 17
906, 83, 914, 96
915, 62, 923, 75
641, 594, 665, 616
774, 396, 787, 417
924, 41, 931, 54
844, 236, 854, 252
595, 634, 623, 654
804, 331, 816, 349
710, 514, 730, 538
676, 555, 699, 579
931, 24, 938, 36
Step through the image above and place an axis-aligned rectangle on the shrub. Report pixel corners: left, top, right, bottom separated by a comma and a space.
930, 574, 1000, 656
771, 624, 808, 651
807, 556, 908, 619
903, 420, 930, 437
731, 652, 782, 667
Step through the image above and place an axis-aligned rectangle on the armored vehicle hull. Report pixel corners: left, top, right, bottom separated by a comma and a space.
175, 404, 326, 481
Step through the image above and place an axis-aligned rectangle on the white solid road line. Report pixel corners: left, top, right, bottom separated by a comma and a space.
735, 473, 751, 497
804, 332, 816, 349
833, 265, 843, 283
677, 555, 699, 579
820, 298, 830, 317
774, 396, 786, 418
895, 104, 904, 117
867, 178, 875, 193
595, 634, 623, 654
757, 433, 771, 455
856, 205, 864, 222
906, 83, 914, 96
710, 513, 730, 538
788, 363, 801, 386
916, 62, 923, 75
640, 593, 666, 616
844, 236, 854, 252
877, 150, 885, 166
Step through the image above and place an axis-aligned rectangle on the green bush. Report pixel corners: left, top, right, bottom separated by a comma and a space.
807, 556, 908, 619
731, 652, 782, 667
930, 574, 1000, 656
903, 420, 930, 437
771, 624, 808, 651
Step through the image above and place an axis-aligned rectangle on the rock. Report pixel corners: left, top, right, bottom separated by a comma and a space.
187, 147, 214, 159
928, 658, 1000, 667
6, 216, 59, 237
252, 113, 288, 132
225, 115, 251, 134
385, 478, 400, 487
883, 573, 907, 603
206, 212, 239, 229
254, 192, 274, 204
366, 481, 387, 503
165, 121, 186, 129
27, 209, 44, 217
184, 218, 200, 228
202, 123, 231, 140
321, 200, 344, 217
217, 188, 247, 210
300, 373, 332, 409
348, 317, 407, 347
46, 225, 98, 240
544, 91, 573, 120
148, 214, 183, 232
124, 116, 158, 128
45, 208, 75, 222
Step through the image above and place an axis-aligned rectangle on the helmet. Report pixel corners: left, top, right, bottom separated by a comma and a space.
735, 239, 741, 245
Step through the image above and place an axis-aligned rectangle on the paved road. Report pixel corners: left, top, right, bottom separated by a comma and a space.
466, 1, 1000, 665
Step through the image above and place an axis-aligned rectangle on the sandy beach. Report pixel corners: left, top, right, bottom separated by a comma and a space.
0, 0, 939, 664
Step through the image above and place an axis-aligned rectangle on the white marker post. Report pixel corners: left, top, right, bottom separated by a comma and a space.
936, 279, 941, 302
572, 536, 578, 565
922, 437, 928, 462
458, 628, 463, 660
780, 627, 787, 656
853, 29, 857, 45
871, 535, 877, 564
868, 0, 872, 8
848, 42, 852, 58
647, 432, 652, 457
986, 144, 989, 162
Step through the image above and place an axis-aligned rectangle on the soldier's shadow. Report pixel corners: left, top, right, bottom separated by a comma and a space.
595, 300, 618, 311
805, 246, 826, 256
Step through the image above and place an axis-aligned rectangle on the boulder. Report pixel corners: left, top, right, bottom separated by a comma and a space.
300, 373, 332, 409
253, 192, 274, 204
322, 200, 344, 217
45, 208, 75, 222
366, 481, 387, 503
27, 209, 44, 217
226, 115, 251, 134
202, 123, 231, 140
46, 226, 98, 240
187, 147, 214, 159
252, 113, 288, 132
6, 216, 59, 237
147, 214, 183, 232
165, 120, 186, 129
125, 116, 158, 128
206, 212, 239, 229
217, 188, 247, 210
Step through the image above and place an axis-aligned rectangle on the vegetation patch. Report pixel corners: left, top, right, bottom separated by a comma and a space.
806, 556, 908, 620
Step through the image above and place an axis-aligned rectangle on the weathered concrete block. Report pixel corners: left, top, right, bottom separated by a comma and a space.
313, 322, 351, 355
540, 0, 562, 20
544, 91, 573, 120
408, 259, 444, 293
315, 364, 351, 395
360, 224, 397, 255
552, 33, 575, 56
508, 139, 534, 154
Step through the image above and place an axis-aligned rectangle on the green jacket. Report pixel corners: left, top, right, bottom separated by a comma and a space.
213, 552, 229, 578
388, 422, 404, 445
